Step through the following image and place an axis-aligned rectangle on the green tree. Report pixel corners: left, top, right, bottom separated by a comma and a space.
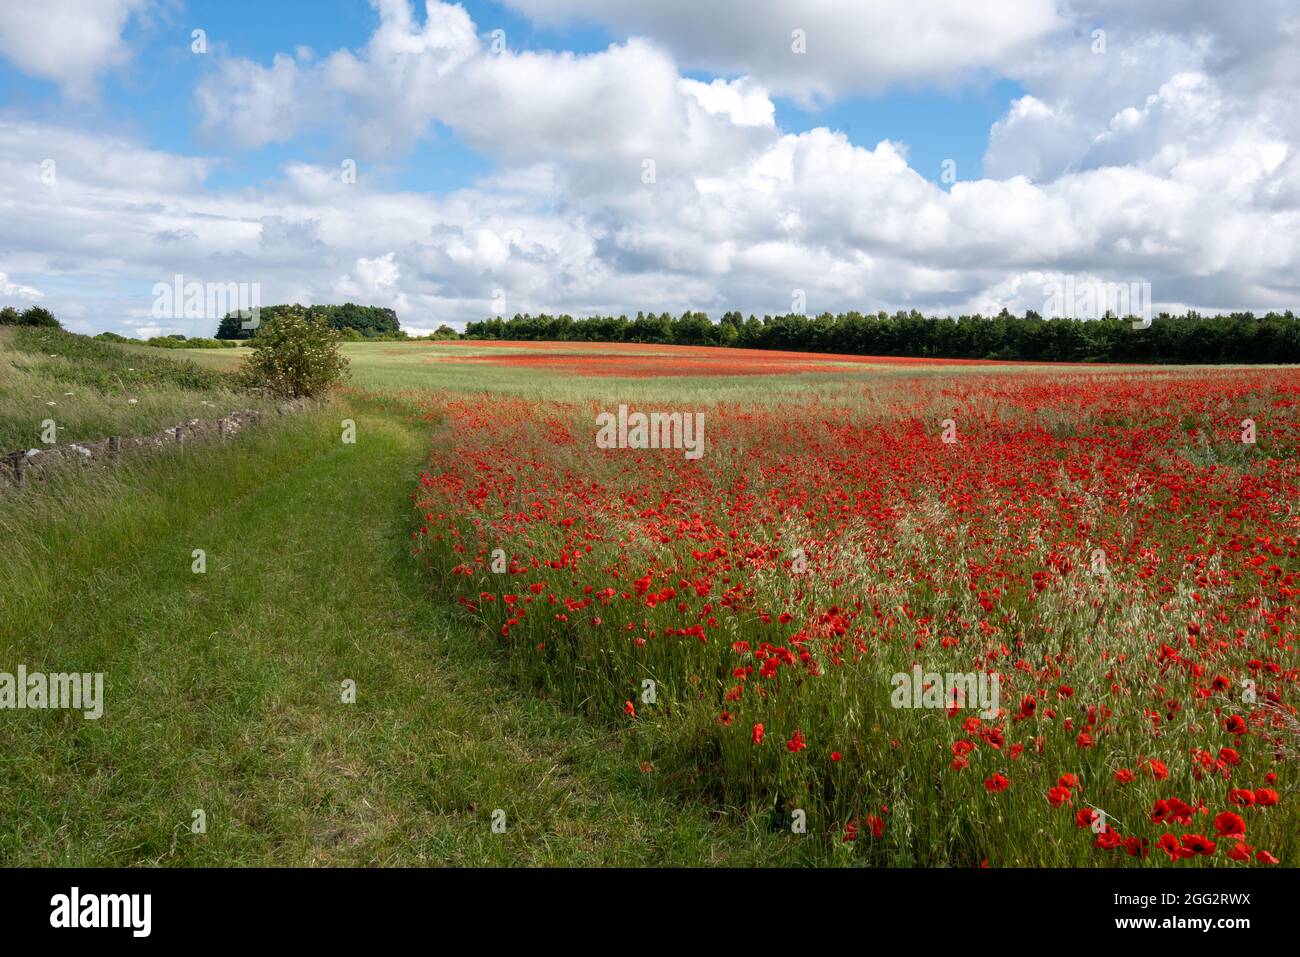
19, 305, 59, 327
240, 305, 349, 398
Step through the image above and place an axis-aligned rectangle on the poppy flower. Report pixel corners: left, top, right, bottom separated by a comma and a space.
1213, 812, 1246, 839
1223, 715, 1247, 734
1095, 828, 1123, 850
1256, 850, 1279, 864
1254, 788, 1279, 806
984, 773, 1010, 793
1046, 786, 1072, 808
1227, 841, 1253, 861
1114, 768, 1135, 784
1152, 798, 1194, 826
1156, 833, 1191, 861
623, 700, 636, 717
1228, 788, 1256, 806
786, 729, 807, 753
751, 723, 764, 745
1180, 834, 1217, 856
1123, 836, 1148, 858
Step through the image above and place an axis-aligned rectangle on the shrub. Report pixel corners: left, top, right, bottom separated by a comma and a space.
19, 305, 60, 327
0, 306, 20, 325
140, 335, 241, 349
239, 305, 349, 398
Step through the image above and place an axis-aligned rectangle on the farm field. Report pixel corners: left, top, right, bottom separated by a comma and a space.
408, 344, 1300, 866
2, 336, 1297, 867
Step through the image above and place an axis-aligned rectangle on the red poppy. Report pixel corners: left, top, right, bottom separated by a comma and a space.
1213, 812, 1246, 839
1152, 798, 1194, 826
984, 773, 1010, 793
786, 729, 807, 753
1156, 833, 1191, 861
1180, 834, 1217, 856
1046, 786, 1071, 808
751, 723, 764, 745
1227, 841, 1253, 861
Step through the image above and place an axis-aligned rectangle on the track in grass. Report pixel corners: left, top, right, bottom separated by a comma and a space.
0, 399, 805, 865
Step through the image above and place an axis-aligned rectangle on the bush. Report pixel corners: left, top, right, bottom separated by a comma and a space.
1, 304, 59, 327
239, 305, 349, 398
145, 335, 230, 349
19, 305, 60, 327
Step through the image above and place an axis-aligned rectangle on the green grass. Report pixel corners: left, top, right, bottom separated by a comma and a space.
0, 394, 806, 865
0, 327, 278, 450
7, 333, 1287, 867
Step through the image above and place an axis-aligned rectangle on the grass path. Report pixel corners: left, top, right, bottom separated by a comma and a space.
0, 401, 800, 865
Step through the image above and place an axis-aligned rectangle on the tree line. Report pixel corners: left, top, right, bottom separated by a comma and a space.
461, 309, 1300, 363
216, 303, 403, 340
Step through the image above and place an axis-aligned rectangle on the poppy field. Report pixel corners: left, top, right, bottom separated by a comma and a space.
411, 356, 1299, 866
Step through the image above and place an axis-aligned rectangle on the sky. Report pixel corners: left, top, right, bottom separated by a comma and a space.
1, 0, 1298, 337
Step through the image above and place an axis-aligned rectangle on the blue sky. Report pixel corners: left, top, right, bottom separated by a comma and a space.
1, 1, 1296, 336
0, 0, 1011, 195
0, 0, 1013, 196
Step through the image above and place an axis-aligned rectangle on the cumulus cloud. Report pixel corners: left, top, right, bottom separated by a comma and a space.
501, 0, 1066, 103
0, 0, 150, 98
333, 252, 412, 314
6, 0, 1300, 337
0, 272, 43, 300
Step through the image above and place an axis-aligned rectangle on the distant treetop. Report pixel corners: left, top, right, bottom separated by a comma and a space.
216, 303, 400, 340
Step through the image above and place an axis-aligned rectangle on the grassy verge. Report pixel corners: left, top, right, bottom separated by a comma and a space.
0, 327, 277, 450
0, 396, 805, 866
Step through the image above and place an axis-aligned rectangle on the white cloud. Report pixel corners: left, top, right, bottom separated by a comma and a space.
333, 253, 412, 314
501, 0, 1065, 103
0, 272, 44, 300
0, 0, 150, 98
6, 0, 1300, 337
